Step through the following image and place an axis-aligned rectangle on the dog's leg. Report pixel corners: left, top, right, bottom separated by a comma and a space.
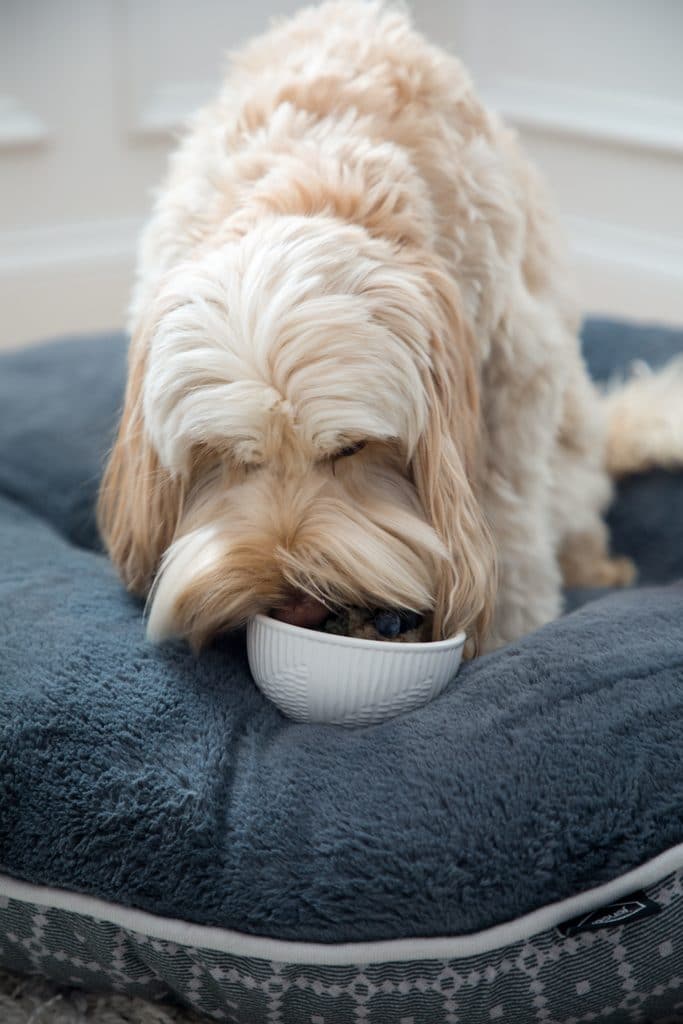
559, 526, 636, 588
552, 355, 636, 590
479, 314, 635, 651
479, 321, 568, 651
482, 495, 562, 652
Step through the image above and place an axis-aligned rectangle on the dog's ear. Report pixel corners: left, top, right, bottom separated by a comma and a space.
409, 264, 497, 650
97, 322, 184, 596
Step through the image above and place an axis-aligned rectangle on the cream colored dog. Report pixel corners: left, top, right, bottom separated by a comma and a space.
99, 1, 680, 653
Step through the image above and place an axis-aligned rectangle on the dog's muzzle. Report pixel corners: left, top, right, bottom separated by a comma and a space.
271, 593, 329, 628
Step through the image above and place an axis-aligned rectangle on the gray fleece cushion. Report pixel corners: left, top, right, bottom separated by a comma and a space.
0, 320, 683, 944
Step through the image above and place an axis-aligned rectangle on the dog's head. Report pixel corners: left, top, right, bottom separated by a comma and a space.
98, 216, 496, 648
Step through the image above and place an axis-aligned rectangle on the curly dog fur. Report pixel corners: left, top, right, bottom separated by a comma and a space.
99, 1, 645, 653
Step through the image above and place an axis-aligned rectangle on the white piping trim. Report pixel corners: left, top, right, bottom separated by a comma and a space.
2, 843, 683, 966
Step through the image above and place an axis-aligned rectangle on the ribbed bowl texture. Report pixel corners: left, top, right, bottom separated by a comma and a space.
246, 614, 466, 726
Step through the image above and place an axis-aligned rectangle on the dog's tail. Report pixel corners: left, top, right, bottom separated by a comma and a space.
603, 356, 683, 478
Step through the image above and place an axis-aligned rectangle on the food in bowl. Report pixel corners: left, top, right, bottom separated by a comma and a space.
320, 606, 432, 642
246, 610, 465, 726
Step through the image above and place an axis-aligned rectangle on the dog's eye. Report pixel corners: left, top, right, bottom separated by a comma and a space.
334, 440, 366, 459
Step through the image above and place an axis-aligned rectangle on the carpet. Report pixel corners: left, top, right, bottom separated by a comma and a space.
0, 967, 203, 1024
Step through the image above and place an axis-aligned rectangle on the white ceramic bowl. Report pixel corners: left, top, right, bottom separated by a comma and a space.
246, 614, 466, 726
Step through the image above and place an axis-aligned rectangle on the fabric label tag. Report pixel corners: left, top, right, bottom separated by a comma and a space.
557, 890, 661, 937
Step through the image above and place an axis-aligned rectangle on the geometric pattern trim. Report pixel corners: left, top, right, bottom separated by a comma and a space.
3, 867, 683, 1022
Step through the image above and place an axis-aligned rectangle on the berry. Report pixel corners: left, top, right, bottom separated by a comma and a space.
374, 610, 401, 638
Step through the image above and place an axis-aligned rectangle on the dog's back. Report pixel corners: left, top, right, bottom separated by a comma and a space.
103, 2, 654, 653
132, 2, 544, 335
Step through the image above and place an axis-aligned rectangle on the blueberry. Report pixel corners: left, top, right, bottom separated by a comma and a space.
374, 610, 401, 638
398, 610, 422, 632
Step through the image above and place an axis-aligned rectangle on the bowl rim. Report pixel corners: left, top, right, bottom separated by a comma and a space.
249, 613, 467, 653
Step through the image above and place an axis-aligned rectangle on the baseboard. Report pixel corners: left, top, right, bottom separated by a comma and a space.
0, 217, 141, 274
569, 217, 683, 326
0, 219, 141, 350
2, 214, 681, 351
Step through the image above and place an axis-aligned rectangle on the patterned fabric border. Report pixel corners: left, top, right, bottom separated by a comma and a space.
2, 870, 683, 1022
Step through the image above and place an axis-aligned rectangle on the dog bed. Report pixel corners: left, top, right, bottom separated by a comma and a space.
1, 320, 682, 1023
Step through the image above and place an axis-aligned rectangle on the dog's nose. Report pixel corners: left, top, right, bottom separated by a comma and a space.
272, 594, 329, 628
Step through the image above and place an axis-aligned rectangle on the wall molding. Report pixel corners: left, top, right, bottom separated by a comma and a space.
568, 216, 683, 280
0, 94, 48, 149
0, 218, 142, 350
6, 216, 678, 279
0, 217, 142, 275
133, 82, 214, 138
134, 79, 683, 154
482, 77, 683, 156
567, 216, 683, 324
1, 211, 680, 347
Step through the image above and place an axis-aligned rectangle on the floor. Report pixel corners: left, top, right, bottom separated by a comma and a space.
0, 968, 204, 1024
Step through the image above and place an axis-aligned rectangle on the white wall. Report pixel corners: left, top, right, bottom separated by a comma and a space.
437, 0, 683, 330
1, 0, 682, 350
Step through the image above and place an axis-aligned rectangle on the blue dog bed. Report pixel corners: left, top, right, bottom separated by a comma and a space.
1, 319, 682, 1022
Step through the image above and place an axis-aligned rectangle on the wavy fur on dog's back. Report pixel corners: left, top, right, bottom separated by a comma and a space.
99, 1, 643, 651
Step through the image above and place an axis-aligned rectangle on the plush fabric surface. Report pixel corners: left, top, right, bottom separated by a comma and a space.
0, 320, 682, 945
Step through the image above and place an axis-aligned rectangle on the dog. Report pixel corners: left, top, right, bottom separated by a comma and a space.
98, 1, 681, 654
